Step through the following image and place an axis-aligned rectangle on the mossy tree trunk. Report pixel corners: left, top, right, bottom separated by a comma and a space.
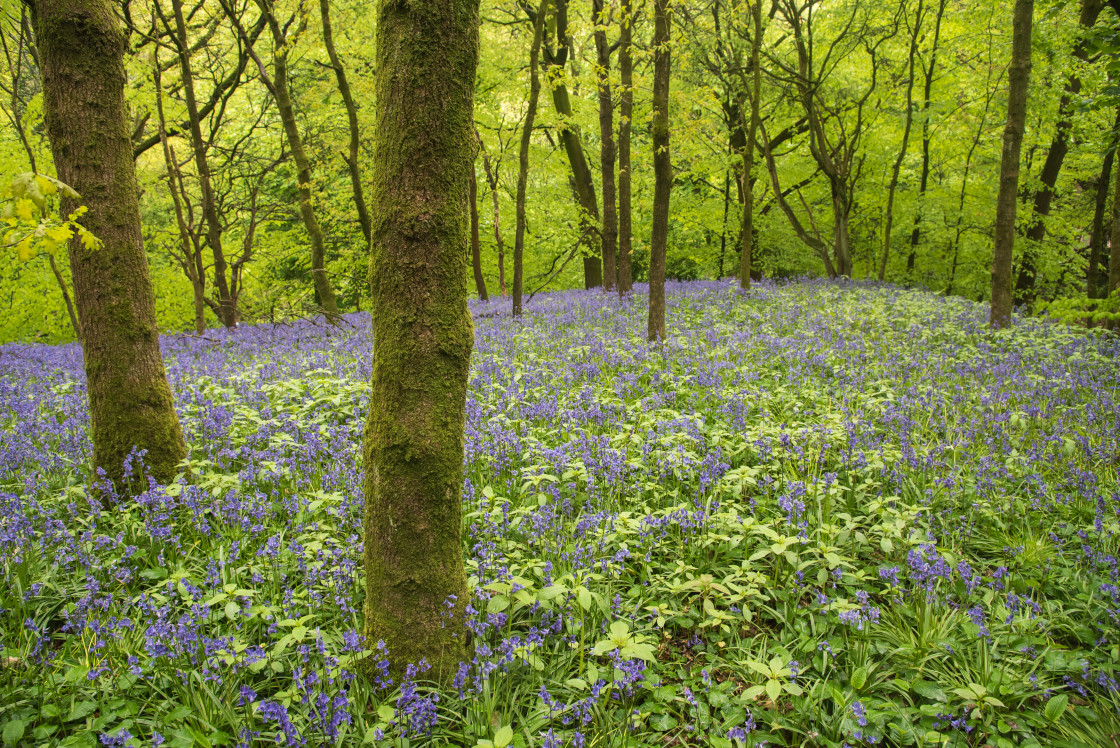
34, 0, 187, 486
617, 0, 634, 295
738, 0, 762, 291
363, 0, 480, 681
1110, 149, 1120, 296
593, 0, 617, 291
258, 0, 339, 318
470, 168, 488, 300
513, 0, 548, 317
648, 0, 670, 341
165, 0, 236, 328
990, 0, 1033, 328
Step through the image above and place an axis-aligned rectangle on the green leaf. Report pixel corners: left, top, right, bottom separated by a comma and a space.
493, 725, 513, 748
912, 681, 947, 701
67, 701, 97, 722
1044, 694, 1068, 723
765, 679, 782, 702
850, 667, 867, 691
3, 720, 25, 747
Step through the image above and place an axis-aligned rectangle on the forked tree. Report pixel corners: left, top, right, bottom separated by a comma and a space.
34, 0, 187, 487
362, 0, 481, 678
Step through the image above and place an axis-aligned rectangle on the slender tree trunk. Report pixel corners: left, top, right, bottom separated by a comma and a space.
320, 0, 372, 243
1110, 150, 1120, 296
832, 188, 853, 277
543, 0, 602, 289
363, 0, 480, 681
648, 0, 671, 341
261, 6, 339, 317
47, 254, 82, 340
1014, 0, 1104, 302
906, 0, 945, 277
991, 0, 1033, 328
169, 0, 235, 327
739, 0, 763, 290
880, 0, 923, 281
617, 0, 634, 294
34, 0, 186, 486
593, 0, 617, 291
470, 168, 488, 300
514, 0, 548, 316
476, 132, 506, 295
1088, 107, 1120, 298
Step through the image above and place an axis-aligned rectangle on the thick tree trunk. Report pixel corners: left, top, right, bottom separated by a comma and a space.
593, 0, 617, 291
991, 0, 1033, 328
34, 0, 186, 486
476, 132, 507, 295
906, 0, 945, 277
470, 168, 488, 300
320, 0, 372, 243
1014, 0, 1104, 302
617, 0, 634, 295
363, 0, 480, 681
169, 0, 235, 328
1088, 107, 1120, 298
879, 0, 923, 282
648, 0, 670, 341
739, 0, 763, 290
263, 7, 339, 317
513, 0, 548, 317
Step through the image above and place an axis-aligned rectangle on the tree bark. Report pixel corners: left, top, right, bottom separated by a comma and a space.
593, 0, 617, 291
906, 0, 946, 277
1014, 0, 1105, 302
470, 168, 488, 300
169, 0, 235, 328
1088, 106, 1120, 298
617, 0, 634, 294
739, 0, 763, 290
34, 0, 186, 486
476, 131, 506, 295
319, 0, 372, 244
991, 0, 1033, 328
1110, 147, 1120, 296
259, 2, 339, 317
648, 0, 670, 341
363, 0, 480, 681
879, 0, 923, 282
542, 0, 602, 289
514, 0, 548, 317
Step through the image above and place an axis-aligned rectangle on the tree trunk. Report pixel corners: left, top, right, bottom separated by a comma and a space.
363, 0, 480, 681
34, 0, 187, 486
617, 0, 634, 294
514, 0, 548, 316
593, 0, 617, 291
879, 0, 923, 282
906, 0, 946, 277
832, 187, 853, 277
991, 0, 1033, 328
1088, 106, 1120, 298
739, 0, 763, 290
320, 0, 372, 244
476, 131, 507, 295
169, 0, 235, 328
47, 254, 82, 340
1110, 148, 1120, 296
543, 0, 602, 289
470, 168, 488, 300
648, 0, 670, 341
1014, 0, 1104, 302
262, 5, 339, 317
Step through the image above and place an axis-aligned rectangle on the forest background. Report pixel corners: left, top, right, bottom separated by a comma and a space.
2, 0, 1119, 343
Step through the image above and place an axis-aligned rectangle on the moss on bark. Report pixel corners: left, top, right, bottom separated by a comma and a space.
34, 0, 187, 488
362, 0, 480, 683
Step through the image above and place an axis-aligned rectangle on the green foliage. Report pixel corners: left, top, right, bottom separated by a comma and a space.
1, 173, 98, 261
1039, 291, 1120, 327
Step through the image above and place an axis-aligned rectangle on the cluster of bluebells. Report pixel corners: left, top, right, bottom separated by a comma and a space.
0, 280, 1118, 745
